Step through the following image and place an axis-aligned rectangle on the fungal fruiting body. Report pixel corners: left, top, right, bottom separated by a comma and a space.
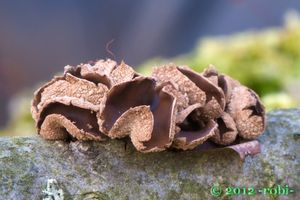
31, 59, 266, 155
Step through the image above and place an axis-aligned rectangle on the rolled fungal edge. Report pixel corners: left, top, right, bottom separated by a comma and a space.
40, 73, 108, 107
31, 70, 109, 141
31, 76, 65, 122
32, 71, 108, 121
177, 66, 225, 120
109, 61, 138, 86
108, 105, 154, 140
172, 119, 218, 150
201, 65, 219, 85
217, 75, 241, 102
37, 100, 105, 141
138, 85, 177, 152
227, 86, 266, 139
152, 64, 206, 108
98, 76, 156, 135
176, 103, 202, 124
210, 112, 238, 145
40, 114, 103, 141
65, 59, 117, 88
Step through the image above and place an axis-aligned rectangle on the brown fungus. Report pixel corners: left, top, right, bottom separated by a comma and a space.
152, 64, 206, 111
172, 119, 218, 150
31, 76, 65, 121
202, 66, 241, 103
176, 103, 202, 124
109, 105, 154, 140
98, 76, 177, 152
64, 59, 116, 87
194, 140, 261, 160
65, 59, 140, 88
202, 66, 265, 141
31, 59, 266, 156
201, 64, 219, 85
177, 66, 225, 120
39, 73, 108, 108
37, 99, 105, 141
132, 85, 176, 152
98, 76, 156, 136
217, 75, 241, 103
109, 61, 139, 86
31, 63, 110, 141
228, 140, 261, 160
227, 86, 266, 139
210, 112, 238, 145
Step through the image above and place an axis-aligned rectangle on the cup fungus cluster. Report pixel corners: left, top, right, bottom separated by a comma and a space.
31, 59, 266, 154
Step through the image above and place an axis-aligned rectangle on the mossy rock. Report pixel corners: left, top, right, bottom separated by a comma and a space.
0, 109, 299, 199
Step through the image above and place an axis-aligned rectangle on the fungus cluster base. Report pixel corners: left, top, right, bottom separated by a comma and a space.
31, 59, 266, 153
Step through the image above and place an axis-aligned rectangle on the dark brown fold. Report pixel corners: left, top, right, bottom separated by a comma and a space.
98, 77, 156, 135
194, 140, 261, 160
172, 119, 217, 150
37, 101, 105, 141
217, 75, 241, 102
227, 140, 261, 160
152, 64, 206, 110
137, 86, 176, 152
64, 59, 116, 88
202, 66, 241, 103
201, 64, 219, 85
99, 82, 177, 152
177, 66, 225, 120
31, 76, 65, 121
210, 112, 238, 145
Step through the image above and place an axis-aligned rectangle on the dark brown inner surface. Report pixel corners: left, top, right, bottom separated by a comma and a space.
143, 89, 174, 150
216, 117, 233, 139
178, 67, 224, 104
217, 75, 228, 97
203, 69, 218, 78
80, 73, 111, 88
38, 103, 102, 137
66, 67, 111, 87
177, 120, 216, 143
102, 78, 156, 131
179, 112, 205, 131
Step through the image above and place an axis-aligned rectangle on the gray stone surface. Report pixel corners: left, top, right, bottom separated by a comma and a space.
0, 108, 299, 200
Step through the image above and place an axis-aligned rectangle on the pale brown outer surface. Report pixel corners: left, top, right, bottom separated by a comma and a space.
227, 86, 266, 139
152, 64, 206, 108
110, 61, 136, 86
210, 112, 238, 145
172, 120, 218, 150
109, 106, 154, 140
40, 114, 103, 141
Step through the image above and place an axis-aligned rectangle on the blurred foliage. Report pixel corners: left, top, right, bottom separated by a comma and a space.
0, 91, 35, 136
1, 11, 300, 136
139, 11, 300, 111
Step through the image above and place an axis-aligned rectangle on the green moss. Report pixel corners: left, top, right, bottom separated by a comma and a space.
138, 11, 300, 110
179, 179, 206, 197
165, 190, 181, 200
79, 191, 110, 200
1, 108, 300, 200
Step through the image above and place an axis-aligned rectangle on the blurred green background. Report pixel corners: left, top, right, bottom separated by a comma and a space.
139, 12, 300, 111
1, 11, 300, 137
